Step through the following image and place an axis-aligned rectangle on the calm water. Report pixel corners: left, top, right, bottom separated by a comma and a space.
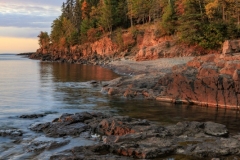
0, 54, 240, 159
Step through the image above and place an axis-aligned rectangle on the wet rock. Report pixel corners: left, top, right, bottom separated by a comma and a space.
166, 121, 204, 137
204, 121, 229, 137
97, 118, 135, 136
29, 112, 240, 159
19, 112, 57, 119
182, 138, 240, 158
50, 144, 133, 160
27, 139, 70, 152
30, 121, 89, 137
0, 129, 23, 137
53, 112, 94, 123
29, 112, 110, 137
19, 113, 46, 119
89, 80, 101, 87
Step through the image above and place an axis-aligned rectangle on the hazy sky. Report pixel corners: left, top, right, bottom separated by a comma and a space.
0, 0, 65, 53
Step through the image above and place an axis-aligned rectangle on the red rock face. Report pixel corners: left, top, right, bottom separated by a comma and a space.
164, 52, 240, 109
103, 49, 240, 109
34, 27, 218, 62
222, 40, 240, 56
135, 41, 216, 61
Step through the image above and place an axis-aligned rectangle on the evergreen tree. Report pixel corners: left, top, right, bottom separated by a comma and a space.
161, 0, 176, 35
73, 0, 82, 33
178, 0, 206, 45
98, 0, 118, 33
117, 0, 129, 28
50, 17, 64, 44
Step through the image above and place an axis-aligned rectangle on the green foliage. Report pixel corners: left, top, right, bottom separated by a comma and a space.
50, 17, 63, 44
178, 0, 226, 49
80, 18, 95, 42
127, 0, 160, 25
80, 19, 91, 35
113, 28, 124, 50
178, 14, 203, 45
226, 19, 240, 39
161, 0, 176, 35
68, 30, 79, 45
38, 31, 50, 49
98, 0, 119, 33
199, 22, 227, 49
36, 0, 240, 50
116, 0, 129, 28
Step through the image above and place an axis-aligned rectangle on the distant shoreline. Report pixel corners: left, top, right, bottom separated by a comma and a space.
17, 52, 35, 56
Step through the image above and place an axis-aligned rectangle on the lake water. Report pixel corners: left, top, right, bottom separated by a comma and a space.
1, 54, 240, 159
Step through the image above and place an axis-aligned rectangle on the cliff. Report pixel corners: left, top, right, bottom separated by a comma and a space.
31, 25, 217, 64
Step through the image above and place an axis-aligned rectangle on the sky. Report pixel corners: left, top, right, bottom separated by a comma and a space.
0, 0, 65, 53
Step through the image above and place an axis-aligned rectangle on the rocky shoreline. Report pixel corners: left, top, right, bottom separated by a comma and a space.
19, 40, 240, 159
103, 55, 240, 109
28, 40, 240, 109
100, 40, 240, 110
4, 111, 236, 159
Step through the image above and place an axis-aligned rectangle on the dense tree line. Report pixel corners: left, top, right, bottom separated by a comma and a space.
39, 0, 240, 50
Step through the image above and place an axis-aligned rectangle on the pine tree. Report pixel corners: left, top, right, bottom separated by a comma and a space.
50, 17, 63, 44
161, 0, 176, 35
117, 0, 129, 28
178, 0, 205, 44
98, 0, 118, 33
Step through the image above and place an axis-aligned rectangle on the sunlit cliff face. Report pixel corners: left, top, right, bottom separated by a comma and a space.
0, 0, 64, 53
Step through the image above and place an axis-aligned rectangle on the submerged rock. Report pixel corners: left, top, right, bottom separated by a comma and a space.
0, 129, 23, 137
19, 111, 57, 119
19, 114, 46, 119
204, 121, 229, 137
30, 112, 240, 159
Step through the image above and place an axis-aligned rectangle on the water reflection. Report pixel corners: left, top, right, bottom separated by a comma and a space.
40, 62, 119, 82
109, 98, 240, 134
39, 62, 119, 111
39, 61, 240, 134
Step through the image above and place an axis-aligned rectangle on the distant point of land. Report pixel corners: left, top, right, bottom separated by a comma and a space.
17, 52, 35, 56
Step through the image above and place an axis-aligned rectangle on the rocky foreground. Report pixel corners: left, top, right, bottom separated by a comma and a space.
22, 111, 239, 159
